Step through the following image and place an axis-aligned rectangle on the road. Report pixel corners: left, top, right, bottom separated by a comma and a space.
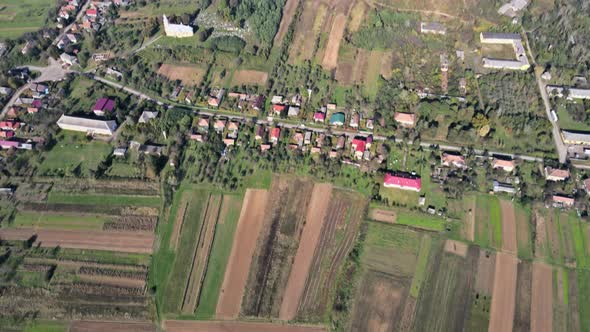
92, 75, 164, 105
52, 0, 91, 46
24, 58, 71, 83
0, 83, 31, 120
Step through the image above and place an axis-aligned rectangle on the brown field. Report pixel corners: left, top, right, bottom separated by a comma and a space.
398, 296, 417, 332
533, 209, 547, 258
444, 239, 468, 257
369, 208, 397, 223
182, 195, 221, 314
530, 263, 553, 332
488, 252, 518, 332
242, 177, 314, 317
279, 183, 333, 320
0, 228, 154, 254
321, 14, 347, 70
474, 249, 496, 295
165, 320, 327, 332
157, 64, 206, 86
348, 1, 366, 32
70, 320, 155, 332
169, 192, 189, 250
545, 212, 561, 260
499, 199, 518, 254
351, 271, 409, 331
216, 189, 269, 319
289, 0, 328, 62
78, 275, 146, 289
380, 51, 393, 80
275, 0, 301, 44
513, 261, 532, 332
231, 70, 269, 86
297, 190, 366, 320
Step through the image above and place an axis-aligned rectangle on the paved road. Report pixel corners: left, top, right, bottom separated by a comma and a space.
0, 83, 31, 120
23, 58, 71, 83
92, 75, 164, 105
52, 0, 91, 46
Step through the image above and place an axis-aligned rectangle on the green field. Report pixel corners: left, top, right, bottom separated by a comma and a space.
195, 194, 243, 318
38, 133, 112, 177
409, 235, 432, 297
396, 211, 446, 232
13, 211, 110, 230
46, 192, 161, 207
23, 321, 68, 332
0, 0, 53, 39
474, 194, 502, 249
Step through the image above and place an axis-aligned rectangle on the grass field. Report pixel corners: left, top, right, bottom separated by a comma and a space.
38, 133, 112, 177
23, 321, 68, 332
46, 192, 161, 207
0, 0, 52, 39
410, 235, 432, 297
396, 211, 446, 232
13, 211, 110, 230
474, 194, 502, 249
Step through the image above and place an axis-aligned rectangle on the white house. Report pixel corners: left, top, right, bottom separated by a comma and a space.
57, 114, 117, 136
163, 15, 194, 38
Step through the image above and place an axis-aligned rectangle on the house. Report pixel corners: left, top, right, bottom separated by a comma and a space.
498, 0, 529, 17
493, 180, 516, 194
480, 32, 529, 71
335, 136, 346, 150
552, 194, 574, 208
492, 158, 515, 172
441, 152, 467, 168
213, 120, 226, 133
227, 122, 239, 139
314, 112, 326, 123
293, 132, 304, 147
255, 126, 265, 140
0, 140, 20, 149
310, 147, 321, 154
56, 114, 117, 136
113, 148, 127, 157
197, 118, 209, 131
0, 121, 20, 131
329, 113, 345, 126
27, 107, 39, 114
138, 111, 158, 124
271, 95, 283, 104
250, 95, 265, 111
304, 131, 312, 145
480, 32, 521, 44
316, 133, 325, 147
420, 22, 446, 35
384, 172, 422, 192
288, 106, 300, 117
547, 86, 590, 100
60, 53, 78, 66
350, 113, 360, 128
273, 104, 287, 116
93, 98, 115, 116
327, 103, 337, 111
86, 8, 97, 17
561, 130, 590, 145
223, 138, 235, 146
208, 89, 225, 107
260, 144, 271, 151
270, 127, 281, 144
291, 94, 303, 106
6, 107, 18, 119
30, 83, 48, 94
0, 131, 15, 138
139, 144, 163, 156
190, 132, 204, 142
544, 167, 570, 181
0, 87, 13, 95
21, 41, 35, 55
329, 150, 338, 158
351, 138, 366, 160
394, 112, 417, 127
366, 119, 374, 130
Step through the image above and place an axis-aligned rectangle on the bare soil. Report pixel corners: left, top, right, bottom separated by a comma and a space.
499, 200, 518, 254
369, 208, 397, 224
444, 240, 468, 257
0, 228, 154, 254
216, 189, 269, 319
157, 64, 206, 86
533, 209, 547, 258
70, 320, 155, 332
348, 1, 366, 32
398, 296, 417, 332
322, 14, 347, 70
232, 70, 269, 86
165, 320, 327, 332
474, 249, 496, 295
279, 183, 333, 320
170, 192, 189, 250
274, 0, 301, 44
513, 261, 532, 332
78, 275, 146, 289
488, 252, 518, 332
530, 263, 553, 332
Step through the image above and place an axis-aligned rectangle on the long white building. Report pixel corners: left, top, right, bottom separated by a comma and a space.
480, 32, 530, 70
546, 85, 590, 100
57, 114, 117, 136
163, 15, 194, 38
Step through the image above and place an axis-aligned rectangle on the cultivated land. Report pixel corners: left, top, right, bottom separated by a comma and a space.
165, 320, 327, 332
500, 199, 518, 254
216, 189, 269, 319
322, 14, 347, 70
0, 0, 52, 39
69, 321, 156, 332
157, 64, 206, 86
489, 252, 518, 332
531, 262, 553, 332
231, 70, 269, 86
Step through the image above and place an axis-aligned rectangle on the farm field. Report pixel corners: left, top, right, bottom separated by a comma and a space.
0, 0, 53, 39
230, 70, 268, 86
69, 321, 156, 332
158, 64, 206, 86
165, 320, 327, 332
473, 194, 502, 249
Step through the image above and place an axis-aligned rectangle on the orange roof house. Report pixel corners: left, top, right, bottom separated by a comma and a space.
492, 158, 515, 172
394, 112, 417, 127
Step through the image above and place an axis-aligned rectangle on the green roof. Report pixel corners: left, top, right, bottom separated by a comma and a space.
330, 112, 345, 124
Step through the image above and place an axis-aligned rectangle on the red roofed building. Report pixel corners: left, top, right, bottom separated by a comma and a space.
552, 194, 574, 208
93, 98, 115, 116
273, 104, 287, 115
0, 131, 15, 138
314, 112, 326, 122
492, 158, 515, 172
441, 152, 467, 168
0, 140, 19, 149
270, 127, 281, 144
0, 121, 20, 131
86, 8, 97, 17
544, 167, 570, 182
351, 138, 366, 160
384, 172, 422, 192
394, 112, 417, 127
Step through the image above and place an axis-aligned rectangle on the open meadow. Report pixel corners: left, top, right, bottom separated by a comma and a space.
0, 0, 52, 39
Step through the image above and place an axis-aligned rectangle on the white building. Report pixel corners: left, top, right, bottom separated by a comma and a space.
420, 22, 446, 35
546, 86, 590, 100
163, 15, 194, 38
498, 0, 529, 17
57, 114, 117, 136
480, 32, 530, 70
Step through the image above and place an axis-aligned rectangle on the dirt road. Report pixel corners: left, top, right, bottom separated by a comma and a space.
531, 263, 553, 332
216, 189, 269, 319
488, 252, 518, 332
0, 228, 154, 253
279, 184, 333, 320
500, 199, 518, 254
165, 320, 327, 332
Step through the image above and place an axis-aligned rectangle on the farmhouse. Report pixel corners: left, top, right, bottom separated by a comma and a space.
0, 121, 20, 131
0, 87, 13, 95
60, 53, 78, 66
93, 97, 115, 116
552, 194, 574, 208
163, 15, 194, 38
213, 120, 226, 133
583, 178, 590, 195
56, 114, 117, 136
350, 113, 360, 128
544, 167, 570, 181
441, 152, 467, 168
273, 104, 287, 115
420, 22, 446, 35
498, 0, 529, 17
562, 130, 590, 145
288, 106, 300, 117
384, 172, 422, 192
394, 112, 417, 127
271, 95, 284, 104
492, 158, 515, 172
113, 148, 126, 157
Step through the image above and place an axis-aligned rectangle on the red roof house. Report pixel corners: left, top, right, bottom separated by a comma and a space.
351, 138, 366, 160
273, 104, 287, 115
552, 194, 574, 207
314, 112, 326, 122
0, 131, 15, 138
0, 121, 20, 131
86, 8, 97, 17
270, 127, 281, 143
0, 140, 19, 149
384, 172, 422, 192
93, 98, 115, 116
